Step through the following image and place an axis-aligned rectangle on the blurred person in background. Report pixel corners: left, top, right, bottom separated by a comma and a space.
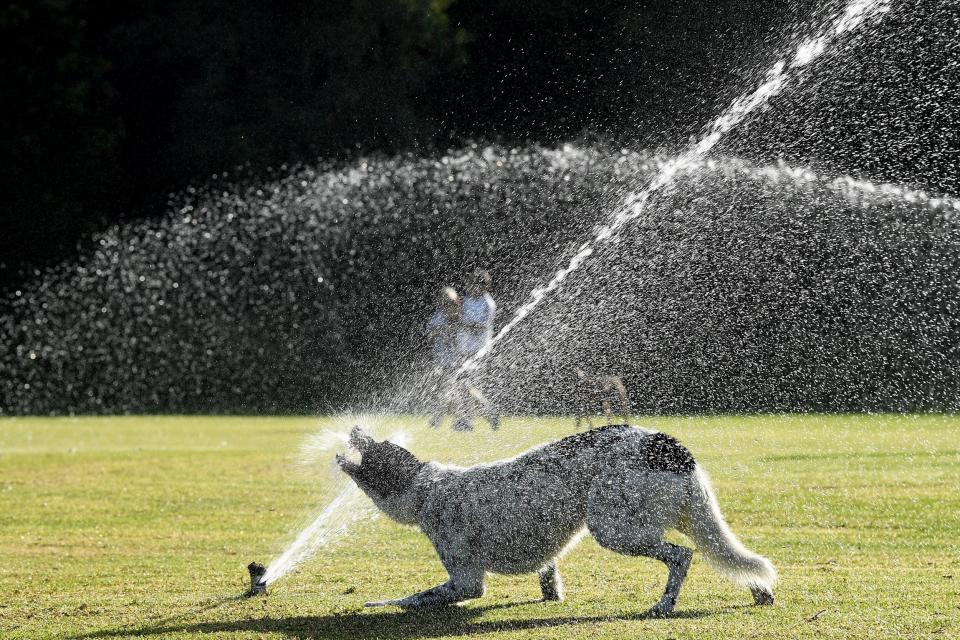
426, 287, 462, 428
453, 269, 500, 431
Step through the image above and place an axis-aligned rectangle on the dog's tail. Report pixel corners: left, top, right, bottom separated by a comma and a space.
680, 465, 777, 592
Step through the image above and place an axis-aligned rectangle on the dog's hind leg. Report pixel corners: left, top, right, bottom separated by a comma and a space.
587, 468, 692, 616
538, 562, 563, 601
366, 565, 485, 610
628, 539, 692, 616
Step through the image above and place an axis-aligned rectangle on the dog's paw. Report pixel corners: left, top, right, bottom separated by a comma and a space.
645, 601, 676, 618
751, 587, 775, 606
364, 599, 401, 608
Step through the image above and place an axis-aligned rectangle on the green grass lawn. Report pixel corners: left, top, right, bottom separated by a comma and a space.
1, 414, 958, 639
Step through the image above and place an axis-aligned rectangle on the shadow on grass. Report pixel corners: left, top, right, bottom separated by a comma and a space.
73, 599, 739, 640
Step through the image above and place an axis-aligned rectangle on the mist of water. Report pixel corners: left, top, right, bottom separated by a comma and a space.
459, 0, 892, 376
678, 155, 960, 212
260, 423, 410, 586
726, 159, 960, 212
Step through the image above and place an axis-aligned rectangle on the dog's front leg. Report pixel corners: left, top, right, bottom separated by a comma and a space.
538, 562, 564, 601
366, 567, 485, 609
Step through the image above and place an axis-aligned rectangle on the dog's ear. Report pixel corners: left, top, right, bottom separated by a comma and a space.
349, 426, 375, 454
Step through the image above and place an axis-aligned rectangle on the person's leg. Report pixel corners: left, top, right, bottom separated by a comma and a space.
468, 384, 499, 430
428, 366, 452, 427
615, 379, 631, 424
451, 379, 474, 431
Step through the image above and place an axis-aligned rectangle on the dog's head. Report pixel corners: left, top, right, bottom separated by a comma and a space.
336, 427, 424, 501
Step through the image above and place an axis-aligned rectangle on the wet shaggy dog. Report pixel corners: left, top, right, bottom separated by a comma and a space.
337, 425, 776, 614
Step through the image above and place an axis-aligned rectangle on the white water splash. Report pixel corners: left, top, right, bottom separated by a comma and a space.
459, 0, 891, 375
295, 429, 350, 472
261, 481, 370, 585
261, 426, 411, 586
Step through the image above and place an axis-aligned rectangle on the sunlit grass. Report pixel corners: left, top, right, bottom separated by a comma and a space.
1, 414, 957, 639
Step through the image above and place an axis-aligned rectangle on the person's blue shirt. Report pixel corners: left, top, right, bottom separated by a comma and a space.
458, 293, 496, 356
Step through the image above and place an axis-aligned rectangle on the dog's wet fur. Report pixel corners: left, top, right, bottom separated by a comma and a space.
337, 424, 776, 614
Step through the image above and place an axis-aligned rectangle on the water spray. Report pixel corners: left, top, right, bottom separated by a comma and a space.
456, 0, 892, 378
244, 423, 407, 593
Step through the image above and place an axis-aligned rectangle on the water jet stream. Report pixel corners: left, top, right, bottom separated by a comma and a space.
259, 426, 408, 586
459, 0, 892, 375
260, 481, 370, 586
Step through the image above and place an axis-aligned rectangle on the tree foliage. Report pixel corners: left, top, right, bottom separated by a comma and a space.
1, 0, 466, 281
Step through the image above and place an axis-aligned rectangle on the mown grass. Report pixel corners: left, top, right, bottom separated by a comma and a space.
1, 414, 957, 639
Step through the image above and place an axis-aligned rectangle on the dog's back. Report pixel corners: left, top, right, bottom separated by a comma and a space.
416, 425, 695, 574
